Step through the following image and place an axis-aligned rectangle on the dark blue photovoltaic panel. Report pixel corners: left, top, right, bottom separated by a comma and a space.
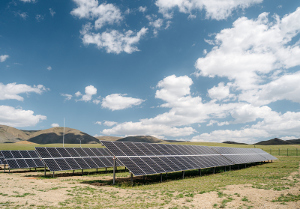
35, 147, 118, 172
1, 150, 44, 169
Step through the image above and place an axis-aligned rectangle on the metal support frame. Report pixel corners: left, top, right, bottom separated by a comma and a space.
105, 167, 107, 173
160, 173, 162, 183
131, 173, 133, 186
245, 164, 246, 168
44, 164, 46, 177
182, 171, 185, 179
113, 156, 116, 185
52, 171, 55, 178
9, 167, 10, 173
96, 168, 98, 172
225, 166, 226, 172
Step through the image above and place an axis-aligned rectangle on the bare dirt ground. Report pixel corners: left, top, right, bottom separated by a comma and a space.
0, 166, 299, 209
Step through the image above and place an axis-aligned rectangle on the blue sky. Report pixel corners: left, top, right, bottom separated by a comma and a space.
1, 0, 300, 144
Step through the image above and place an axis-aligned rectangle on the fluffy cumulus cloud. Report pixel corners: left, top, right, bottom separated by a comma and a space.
71, 0, 148, 54
0, 83, 47, 101
71, 0, 122, 29
0, 105, 46, 127
102, 122, 195, 137
155, 0, 263, 20
51, 123, 59, 127
0, 55, 9, 62
189, 7, 300, 142
103, 120, 118, 126
195, 8, 300, 97
81, 24, 148, 54
102, 94, 144, 111
73, 85, 97, 102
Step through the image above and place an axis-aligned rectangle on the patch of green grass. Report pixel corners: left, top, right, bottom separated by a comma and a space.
242, 196, 249, 202
272, 193, 300, 202
12, 193, 35, 198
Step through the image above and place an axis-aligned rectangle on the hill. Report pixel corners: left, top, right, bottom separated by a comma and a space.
117, 135, 164, 143
255, 138, 291, 145
0, 125, 32, 143
286, 139, 300, 144
28, 127, 99, 144
222, 141, 247, 145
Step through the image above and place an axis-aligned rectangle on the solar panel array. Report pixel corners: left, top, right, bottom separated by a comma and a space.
101, 141, 234, 176
35, 147, 121, 172
0, 150, 44, 169
0, 152, 4, 165
251, 148, 278, 161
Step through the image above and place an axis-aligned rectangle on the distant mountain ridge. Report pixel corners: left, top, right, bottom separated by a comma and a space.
255, 138, 300, 145
0, 125, 99, 144
0, 125, 165, 144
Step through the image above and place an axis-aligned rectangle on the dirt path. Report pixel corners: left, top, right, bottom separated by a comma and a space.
0, 166, 299, 208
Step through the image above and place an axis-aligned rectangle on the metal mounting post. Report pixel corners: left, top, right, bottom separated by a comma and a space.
131, 173, 133, 186
182, 171, 185, 179
225, 166, 226, 172
113, 156, 116, 185
229, 166, 231, 171
160, 173, 162, 183
52, 171, 55, 178
73, 170, 75, 175
44, 164, 46, 177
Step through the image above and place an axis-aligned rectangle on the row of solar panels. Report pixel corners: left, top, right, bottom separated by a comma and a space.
0, 148, 121, 171
100, 141, 277, 176
0, 150, 44, 169
1, 143, 277, 177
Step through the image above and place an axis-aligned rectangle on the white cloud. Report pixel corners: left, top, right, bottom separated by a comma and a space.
20, 0, 36, 3
155, 0, 263, 20
93, 99, 101, 104
102, 121, 195, 137
81, 24, 148, 54
103, 120, 118, 126
102, 94, 144, 111
0, 105, 46, 127
0, 55, 9, 62
15, 12, 28, 19
35, 14, 44, 22
51, 123, 59, 127
61, 93, 73, 101
49, 8, 56, 17
0, 83, 47, 101
95, 121, 102, 125
75, 91, 82, 97
80, 85, 97, 102
195, 7, 300, 105
192, 110, 300, 144
71, 0, 122, 29
47, 66, 52, 71
208, 82, 233, 101
139, 6, 147, 13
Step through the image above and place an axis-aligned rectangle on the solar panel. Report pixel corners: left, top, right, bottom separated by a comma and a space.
210, 147, 270, 164
251, 148, 278, 161
1, 150, 44, 169
101, 141, 267, 176
35, 147, 119, 172
0, 153, 5, 164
